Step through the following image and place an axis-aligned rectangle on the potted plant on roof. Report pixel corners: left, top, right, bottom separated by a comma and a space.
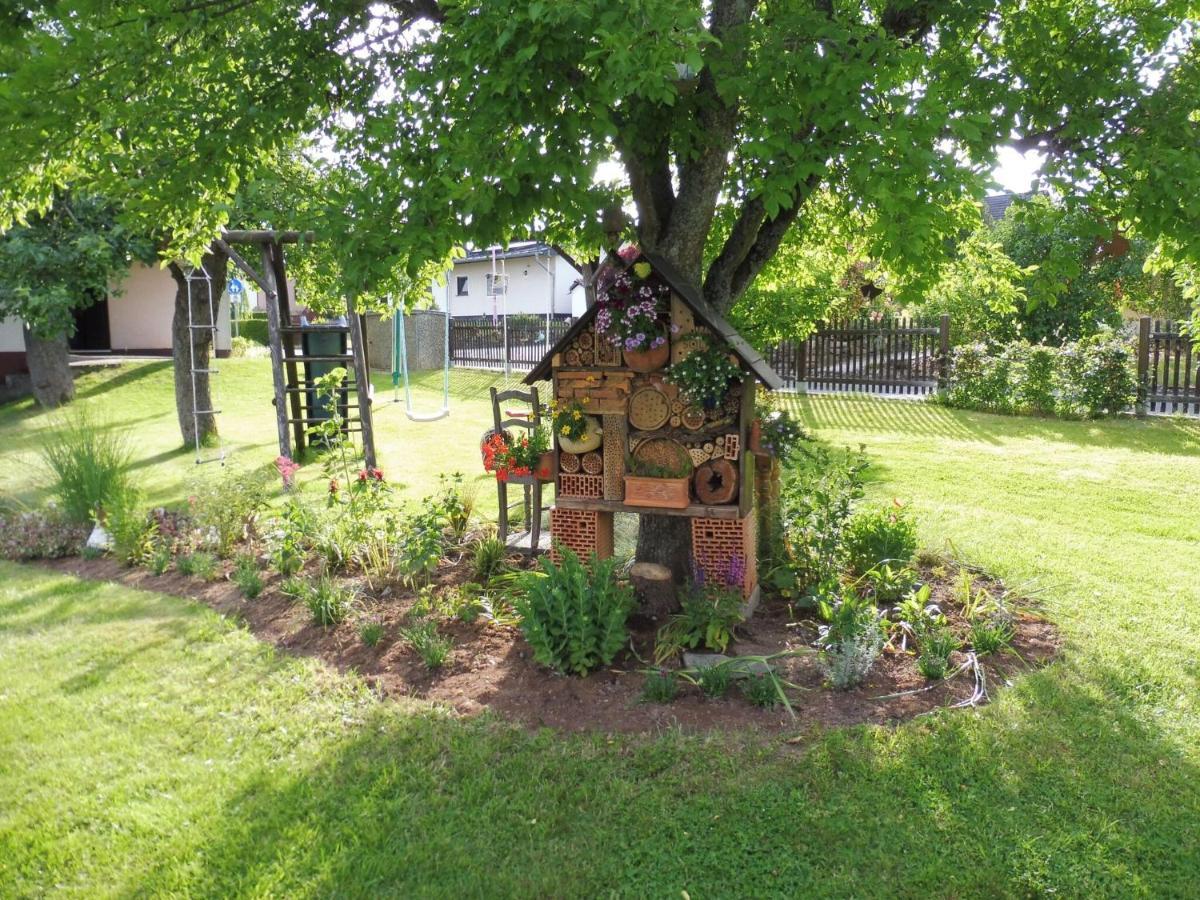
596, 261, 675, 373
624, 445, 693, 509
551, 398, 602, 454
665, 337, 743, 409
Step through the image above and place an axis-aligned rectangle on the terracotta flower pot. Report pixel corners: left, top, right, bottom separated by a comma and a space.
559, 415, 603, 454
535, 451, 555, 481
623, 340, 670, 373
623, 475, 691, 509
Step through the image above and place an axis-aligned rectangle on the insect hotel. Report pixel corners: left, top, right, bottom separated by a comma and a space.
524, 250, 782, 606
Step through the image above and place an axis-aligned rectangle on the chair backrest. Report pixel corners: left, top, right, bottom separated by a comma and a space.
490, 386, 541, 435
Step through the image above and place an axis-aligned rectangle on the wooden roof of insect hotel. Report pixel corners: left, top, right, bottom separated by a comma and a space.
525, 249, 782, 389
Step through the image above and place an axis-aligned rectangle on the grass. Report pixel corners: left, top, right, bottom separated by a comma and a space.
2, 368, 1200, 894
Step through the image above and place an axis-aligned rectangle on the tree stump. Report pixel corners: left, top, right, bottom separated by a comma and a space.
630, 561, 678, 620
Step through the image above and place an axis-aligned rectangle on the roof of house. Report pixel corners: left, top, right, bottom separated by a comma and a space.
524, 249, 782, 389
983, 191, 1034, 220
455, 242, 556, 265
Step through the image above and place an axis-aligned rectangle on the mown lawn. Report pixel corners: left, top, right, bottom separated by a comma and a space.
2, 363, 1200, 896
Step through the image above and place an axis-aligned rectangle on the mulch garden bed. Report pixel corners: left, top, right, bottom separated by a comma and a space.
43, 553, 1060, 736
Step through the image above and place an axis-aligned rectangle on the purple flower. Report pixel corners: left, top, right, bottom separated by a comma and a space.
636, 332, 644, 342
725, 554, 746, 589
651, 336, 666, 349
670, 323, 681, 334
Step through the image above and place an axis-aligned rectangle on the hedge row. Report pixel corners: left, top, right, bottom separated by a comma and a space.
234, 316, 269, 345
941, 330, 1137, 419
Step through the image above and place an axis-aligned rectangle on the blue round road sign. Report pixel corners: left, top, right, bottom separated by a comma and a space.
228, 277, 244, 296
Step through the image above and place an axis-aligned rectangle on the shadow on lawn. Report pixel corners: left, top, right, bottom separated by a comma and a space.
789, 393, 1200, 454
126, 661, 1200, 896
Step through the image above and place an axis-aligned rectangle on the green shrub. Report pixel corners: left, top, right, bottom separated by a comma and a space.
267, 499, 312, 576
235, 316, 269, 345
916, 624, 960, 680
187, 466, 271, 557
397, 507, 446, 585
655, 567, 745, 663
358, 615, 385, 647
231, 554, 263, 599
945, 342, 1014, 412
740, 672, 781, 707
696, 663, 733, 699
471, 535, 507, 583
300, 574, 356, 626
149, 545, 172, 575
40, 411, 136, 525
515, 548, 634, 676
776, 444, 869, 593
862, 563, 919, 603
1009, 342, 1057, 415
843, 506, 919, 575
943, 332, 1135, 420
176, 551, 218, 581
400, 619, 453, 669
1054, 329, 1137, 418
970, 614, 1015, 655
818, 588, 885, 690
641, 669, 678, 703
107, 505, 156, 567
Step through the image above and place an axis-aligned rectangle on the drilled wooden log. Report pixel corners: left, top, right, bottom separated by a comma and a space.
630, 561, 678, 620
693, 457, 738, 505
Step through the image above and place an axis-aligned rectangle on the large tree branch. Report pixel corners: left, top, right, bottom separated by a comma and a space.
703, 173, 821, 312
658, 0, 759, 277
617, 131, 675, 249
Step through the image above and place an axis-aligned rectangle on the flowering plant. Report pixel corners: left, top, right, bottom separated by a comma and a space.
758, 410, 808, 460
481, 429, 549, 479
274, 455, 300, 489
550, 398, 591, 442
595, 263, 673, 353
665, 342, 742, 408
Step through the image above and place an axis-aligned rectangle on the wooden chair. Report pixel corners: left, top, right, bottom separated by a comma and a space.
490, 386, 550, 552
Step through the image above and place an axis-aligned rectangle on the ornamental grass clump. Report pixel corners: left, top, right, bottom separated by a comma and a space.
40, 411, 136, 526
515, 548, 634, 676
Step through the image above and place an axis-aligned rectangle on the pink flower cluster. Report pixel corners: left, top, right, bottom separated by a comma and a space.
274, 455, 300, 488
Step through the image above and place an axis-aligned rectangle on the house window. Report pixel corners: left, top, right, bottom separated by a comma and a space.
456, 276, 469, 296
486, 273, 508, 296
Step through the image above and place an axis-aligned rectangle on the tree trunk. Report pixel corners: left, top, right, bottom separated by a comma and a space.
635, 513, 694, 585
23, 329, 75, 408
169, 245, 228, 449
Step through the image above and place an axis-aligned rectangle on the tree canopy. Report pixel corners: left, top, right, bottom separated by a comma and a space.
0, 193, 153, 340
1, 1, 1197, 315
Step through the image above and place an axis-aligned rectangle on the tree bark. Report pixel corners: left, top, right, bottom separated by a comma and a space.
23, 329, 75, 408
635, 513, 694, 585
168, 245, 228, 449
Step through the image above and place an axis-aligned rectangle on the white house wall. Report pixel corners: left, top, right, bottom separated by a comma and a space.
108, 262, 231, 352
432, 252, 581, 317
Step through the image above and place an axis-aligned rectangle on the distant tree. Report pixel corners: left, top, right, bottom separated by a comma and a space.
0, 195, 151, 407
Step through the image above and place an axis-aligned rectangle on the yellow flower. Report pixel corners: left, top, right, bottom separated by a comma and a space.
560, 425, 570, 435
572, 411, 581, 419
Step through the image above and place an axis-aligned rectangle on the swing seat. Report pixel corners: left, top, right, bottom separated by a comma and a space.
406, 407, 450, 423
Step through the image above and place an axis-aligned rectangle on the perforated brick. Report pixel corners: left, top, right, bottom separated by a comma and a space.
550, 507, 614, 563
558, 473, 603, 499
691, 515, 757, 598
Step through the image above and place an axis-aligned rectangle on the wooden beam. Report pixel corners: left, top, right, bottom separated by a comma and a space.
347, 297, 378, 469
214, 238, 271, 294
222, 230, 314, 244
258, 242, 292, 459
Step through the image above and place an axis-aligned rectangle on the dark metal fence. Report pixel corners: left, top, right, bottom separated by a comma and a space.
769, 315, 949, 395
450, 316, 573, 372
1138, 318, 1199, 415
